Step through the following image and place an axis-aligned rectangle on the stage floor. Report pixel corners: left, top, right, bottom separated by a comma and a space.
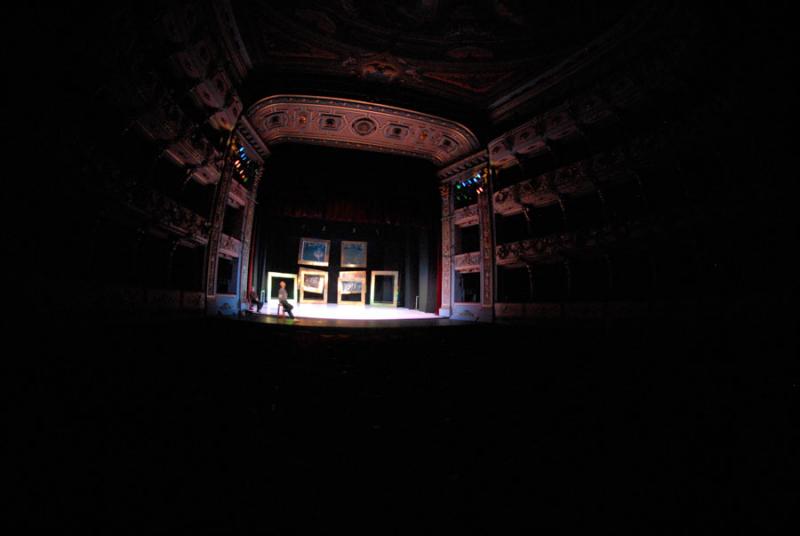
252, 302, 441, 321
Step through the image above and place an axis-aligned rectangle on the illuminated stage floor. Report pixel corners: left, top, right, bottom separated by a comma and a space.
253, 302, 441, 321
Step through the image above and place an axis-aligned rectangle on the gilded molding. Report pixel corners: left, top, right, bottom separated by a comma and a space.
247, 95, 479, 166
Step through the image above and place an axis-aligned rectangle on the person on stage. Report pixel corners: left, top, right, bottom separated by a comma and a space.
278, 280, 295, 319
247, 287, 263, 313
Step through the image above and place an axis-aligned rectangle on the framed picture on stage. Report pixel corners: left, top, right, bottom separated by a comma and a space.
301, 273, 325, 294
337, 270, 367, 305
341, 280, 363, 294
298, 267, 328, 304
341, 240, 367, 268
298, 237, 330, 267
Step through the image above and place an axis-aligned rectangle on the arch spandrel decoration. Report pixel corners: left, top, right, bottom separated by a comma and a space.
247, 95, 480, 166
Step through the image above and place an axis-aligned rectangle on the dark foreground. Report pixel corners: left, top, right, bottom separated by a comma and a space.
7, 310, 794, 533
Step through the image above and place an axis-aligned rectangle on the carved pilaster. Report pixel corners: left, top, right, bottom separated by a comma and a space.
237, 166, 264, 308
439, 182, 453, 315
477, 167, 495, 313
205, 145, 236, 301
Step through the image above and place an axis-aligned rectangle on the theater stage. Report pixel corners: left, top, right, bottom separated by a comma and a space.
251, 302, 441, 321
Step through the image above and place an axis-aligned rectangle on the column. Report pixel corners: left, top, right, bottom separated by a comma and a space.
477, 167, 495, 321
204, 142, 235, 312
439, 183, 453, 317
237, 166, 264, 310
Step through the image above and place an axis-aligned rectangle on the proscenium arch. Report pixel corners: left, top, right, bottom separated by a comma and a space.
240, 95, 480, 166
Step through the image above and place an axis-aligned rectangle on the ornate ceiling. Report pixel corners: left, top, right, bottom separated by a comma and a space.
232, 0, 641, 110
244, 95, 480, 165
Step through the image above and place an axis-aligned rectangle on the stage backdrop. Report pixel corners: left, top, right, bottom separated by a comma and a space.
253, 216, 439, 311
250, 145, 439, 312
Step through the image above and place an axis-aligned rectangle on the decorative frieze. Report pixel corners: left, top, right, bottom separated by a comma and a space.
208, 95, 243, 131
494, 178, 557, 215
453, 204, 479, 227
227, 180, 249, 208
219, 233, 242, 259
454, 251, 481, 273
189, 70, 234, 110
437, 150, 489, 182
164, 128, 216, 168
492, 143, 650, 214
189, 160, 222, 186
249, 95, 480, 166
495, 221, 646, 266
236, 117, 270, 160
147, 192, 208, 245
123, 187, 209, 246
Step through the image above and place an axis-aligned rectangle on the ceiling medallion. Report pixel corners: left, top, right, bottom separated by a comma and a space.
352, 117, 377, 136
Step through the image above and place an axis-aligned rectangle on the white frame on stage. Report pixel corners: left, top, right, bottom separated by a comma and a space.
266, 271, 298, 310
370, 270, 399, 307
